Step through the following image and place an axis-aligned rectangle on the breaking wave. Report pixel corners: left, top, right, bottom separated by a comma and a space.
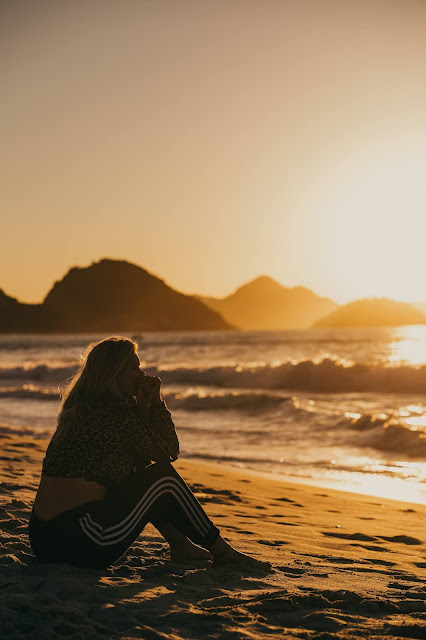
365, 423, 426, 458
344, 413, 426, 458
2, 358, 426, 394
168, 391, 289, 412
154, 359, 426, 394
0, 384, 289, 413
0, 364, 77, 382
0, 385, 60, 401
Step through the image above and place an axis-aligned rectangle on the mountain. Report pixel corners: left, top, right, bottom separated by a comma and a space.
0, 259, 233, 332
196, 275, 337, 330
313, 298, 426, 328
0, 289, 45, 332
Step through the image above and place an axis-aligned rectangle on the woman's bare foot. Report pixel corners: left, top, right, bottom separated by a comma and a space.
210, 536, 270, 567
170, 538, 213, 563
156, 523, 212, 563
213, 546, 268, 567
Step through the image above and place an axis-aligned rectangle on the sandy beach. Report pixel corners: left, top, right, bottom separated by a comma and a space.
1, 431, 425, 640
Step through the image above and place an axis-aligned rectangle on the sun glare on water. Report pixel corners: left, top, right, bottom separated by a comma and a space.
387, 326, 426, 366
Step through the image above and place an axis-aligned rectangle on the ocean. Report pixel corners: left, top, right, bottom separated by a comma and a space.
1, 328, 426, 504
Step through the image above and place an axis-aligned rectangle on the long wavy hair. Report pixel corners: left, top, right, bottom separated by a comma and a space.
55, 336, 138, 441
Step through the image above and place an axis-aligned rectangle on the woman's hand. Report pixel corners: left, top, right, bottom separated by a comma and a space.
136, 375, 162, 409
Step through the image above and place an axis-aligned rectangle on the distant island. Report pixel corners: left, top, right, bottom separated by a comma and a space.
196, 275, 337, 330
313, 298, 426, 328
0, 259, 233, 333
1, 260, 426, 333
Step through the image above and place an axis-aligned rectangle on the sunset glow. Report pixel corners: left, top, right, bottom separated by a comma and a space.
324, 145, 426, 303
1, 0, 426, 305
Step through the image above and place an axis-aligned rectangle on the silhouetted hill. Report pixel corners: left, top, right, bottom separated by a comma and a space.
313, 298, 426, 328
0, 260, 233, 332
196, 276, 337, 329
0, 289, 45, 331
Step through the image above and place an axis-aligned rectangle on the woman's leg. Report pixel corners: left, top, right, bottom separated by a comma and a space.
132, 464, 266, 566
121, 462, 221, 544
50, 463, 219, 568
28, 463, 263, 568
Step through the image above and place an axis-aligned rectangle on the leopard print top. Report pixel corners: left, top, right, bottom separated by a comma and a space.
42, 398, 179, 487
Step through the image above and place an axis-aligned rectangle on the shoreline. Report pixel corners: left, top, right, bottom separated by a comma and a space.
1, 432, 426, 638
180, 455, 426, 507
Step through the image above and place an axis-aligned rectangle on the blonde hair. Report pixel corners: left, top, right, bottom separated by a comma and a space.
56, 336, 138, 440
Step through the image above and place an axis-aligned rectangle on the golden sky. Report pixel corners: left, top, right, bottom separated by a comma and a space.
1, 0, 426, 304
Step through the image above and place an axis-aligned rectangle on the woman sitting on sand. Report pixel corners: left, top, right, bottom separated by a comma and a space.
29, 336, 258, 569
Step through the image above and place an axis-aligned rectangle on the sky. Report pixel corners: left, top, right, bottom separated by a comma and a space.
1, 0, 426, 305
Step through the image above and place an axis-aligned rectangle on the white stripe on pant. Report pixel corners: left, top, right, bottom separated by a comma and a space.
87, 475, 211, 536
78, 476, 211, 546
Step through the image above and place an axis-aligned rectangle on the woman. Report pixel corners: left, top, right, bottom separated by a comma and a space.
29, 336, 259, 569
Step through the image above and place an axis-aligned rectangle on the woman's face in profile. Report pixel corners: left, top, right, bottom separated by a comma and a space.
117, 353, 145, 396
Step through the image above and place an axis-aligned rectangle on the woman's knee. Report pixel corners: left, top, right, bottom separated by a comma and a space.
145, 460, 175, 480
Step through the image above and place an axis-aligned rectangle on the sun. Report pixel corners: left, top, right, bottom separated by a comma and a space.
323, 141, 426, 303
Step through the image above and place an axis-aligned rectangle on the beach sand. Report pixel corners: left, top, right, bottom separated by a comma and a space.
1, 432, 425, 639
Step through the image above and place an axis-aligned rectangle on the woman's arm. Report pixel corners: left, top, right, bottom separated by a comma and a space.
145, 401, 179, 462
98, 403, 171, 463
134, 376, 180, 462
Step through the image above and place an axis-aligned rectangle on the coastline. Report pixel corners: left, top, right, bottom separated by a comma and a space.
178, 455, 426, 506
1, 432, 426, 639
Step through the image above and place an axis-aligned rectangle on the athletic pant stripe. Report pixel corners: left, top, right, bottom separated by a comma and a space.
81, 481, 207, 544
78, 479, 210, 546
79, 482, 208, 546
88, 475, 210, 536
176, 478, 213, 530
87, 476, 210, 538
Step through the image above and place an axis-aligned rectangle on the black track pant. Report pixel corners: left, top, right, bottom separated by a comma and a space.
28, 462, 220, 569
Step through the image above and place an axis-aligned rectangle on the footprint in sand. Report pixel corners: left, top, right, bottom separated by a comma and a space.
190, 484, 243, 504
273, 497, 304, 508
350, 543, 390, 553
301, 553, 355, 566
365, 557, 396, 567
378, 535, 422, 546
328, 556, 356, 564
303, 611, 346, 632
275, 566, 305, 577
388, 573, 425, 584
321, 532, 378, 542
388, 581, 413, 590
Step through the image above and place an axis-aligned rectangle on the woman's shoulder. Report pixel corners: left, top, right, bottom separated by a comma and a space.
97, 399, 134, 413
83, 396, 134, 423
